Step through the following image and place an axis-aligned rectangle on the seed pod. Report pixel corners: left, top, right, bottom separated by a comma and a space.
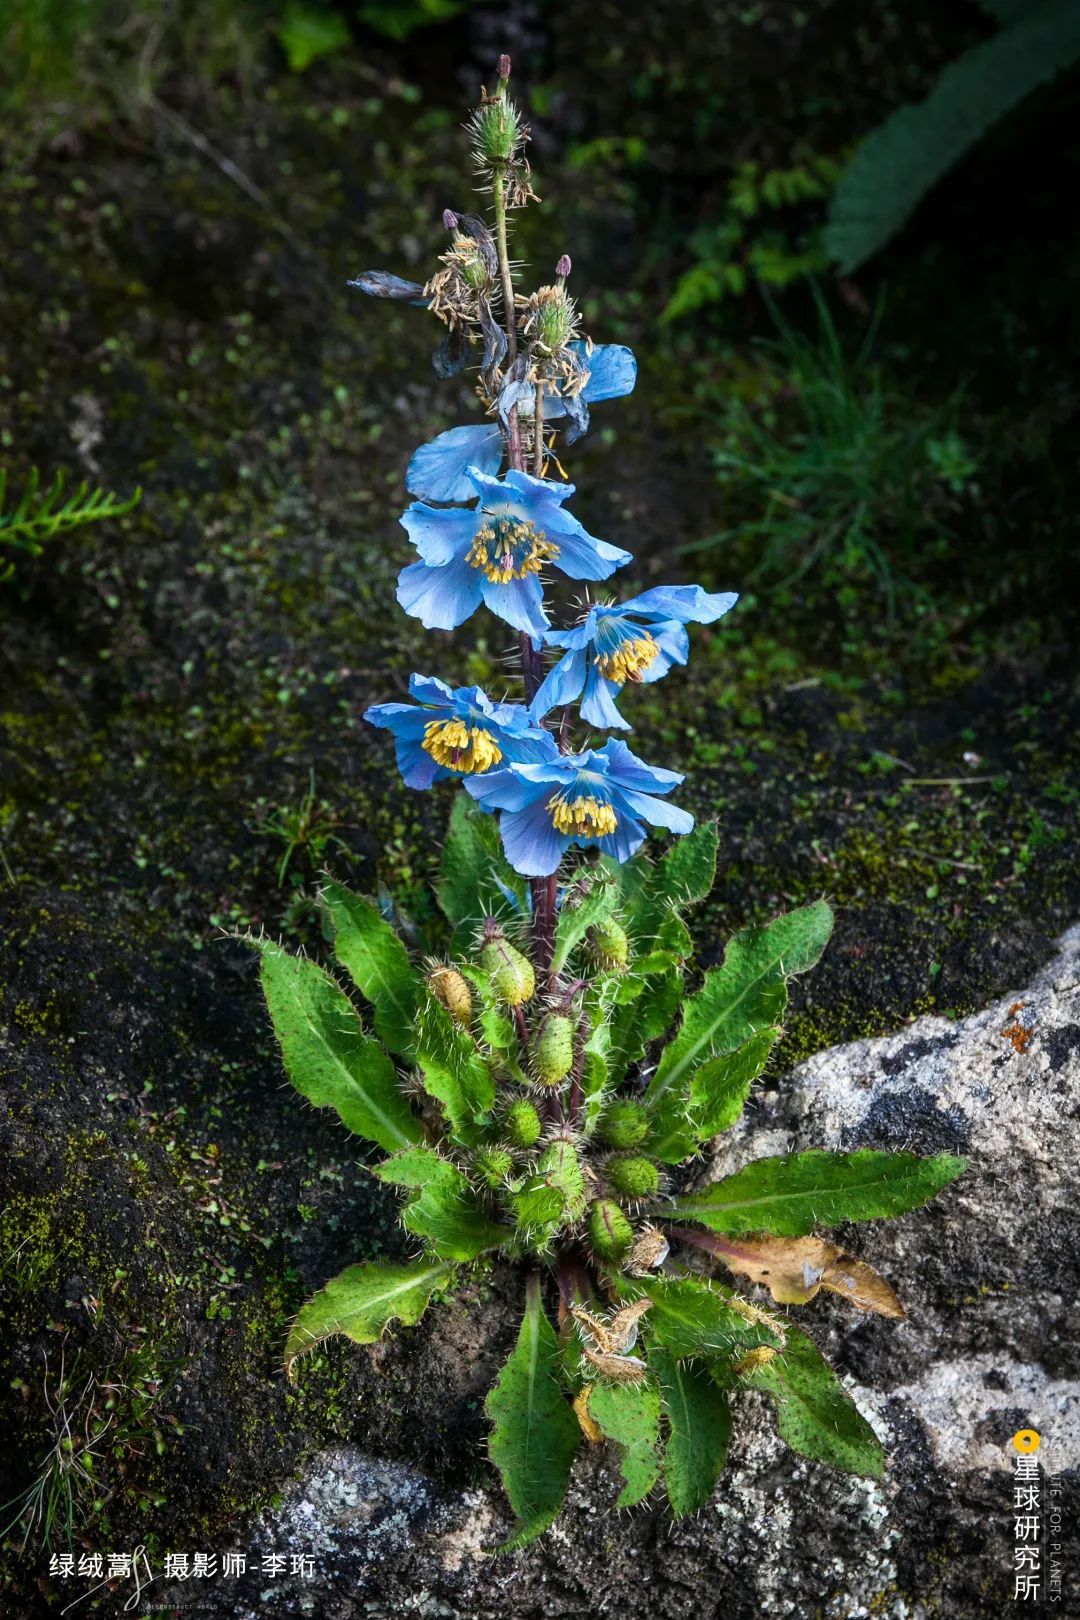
471, 97, 521, 167
606, 1153, 660, 1201
427, 965, 473, 1027
536, 1139, 586, 1221
504, 1097, 542, 1149
588, 916, 629, 971
479, 924, 535, 1006
473, 1146, 513, 1189
598, 1099, 649, 1150
588, 1199, 634, 1263
532, 1011, 574, 1086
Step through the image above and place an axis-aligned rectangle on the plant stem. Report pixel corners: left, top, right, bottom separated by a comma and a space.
492, 169, 524, 472
533, 381, 545, 477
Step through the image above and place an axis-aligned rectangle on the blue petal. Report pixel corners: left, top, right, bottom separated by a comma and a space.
395, 735, 443, 790
479, 574, 549, 638
364, 701, 430, 737
597, 738, 685, 793
544, 608, 600, 652
464, 767, 546, 814
595, 813, 647, 865
406, 426, 503, 503
407, 674, 456, 707
580, 668, 631, 731
625, 585, 739, 624
400, 503, 478, 566
499, 467, 576, 507
613, 784, 695, 835
499, 796, 569, 877
641, 621, 690, 682
543, 510, 632, 581
580, 344, 637, 404
531, 647, 589, 722
396, 555, 483, 630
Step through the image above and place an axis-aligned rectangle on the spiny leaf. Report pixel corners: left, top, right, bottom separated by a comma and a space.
737, 1323, 884, 1477
646, 900, 833, 1105
373, 1147, 510, 1260
666, 1148, 968, 1236
486, 1276, 581, 1552
415, 997, 495, 1141
648, 1344, 731, 1516
254, 938, 419, 1154
323, 881, 419, 1057
606, 970, 683, 1086
284, 1257, 453, 1375
644, 821, 719, 924
690, 1025, 781, 1138
551, 874, 617, 974
438, 795, 528, 950
587, 1380, 662, 1508
617, 1275, 782, 1361
703, 1233, 905, 1317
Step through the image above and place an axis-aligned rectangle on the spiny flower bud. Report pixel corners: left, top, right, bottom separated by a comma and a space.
588, 1199, 634, 1263
470, 97, 522, 169
479, 922, 535, 1006
473, 1145, 514, 1189
555, 254, 572, 280
536, 1139, 586, 1220
522, 284, 579, 357
589, 917, 629, 972
427, 964, 472, 1027
606, 1153, 659, 1201
532, 1010, 574, 1086
598, 1098, 649, 1150
504, 1097, 542, 1149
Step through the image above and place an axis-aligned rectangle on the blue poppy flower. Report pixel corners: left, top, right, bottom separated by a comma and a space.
404, 343, 637, 503
530, 585, 739, 731
462, 738, 693, 877
397, 467, 633, 640
364, 674, 555, 791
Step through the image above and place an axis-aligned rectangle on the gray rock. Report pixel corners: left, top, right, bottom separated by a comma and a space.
181, 927, 1080, 1619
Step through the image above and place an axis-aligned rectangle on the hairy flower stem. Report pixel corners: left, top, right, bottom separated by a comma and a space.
533, 382, 545, 477
492, 167, 525, 473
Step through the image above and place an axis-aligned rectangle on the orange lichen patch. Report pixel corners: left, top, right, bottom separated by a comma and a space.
1000, 1001, 1034, 1054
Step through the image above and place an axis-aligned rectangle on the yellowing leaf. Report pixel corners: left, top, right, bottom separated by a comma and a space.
705, 1233, 905, 1318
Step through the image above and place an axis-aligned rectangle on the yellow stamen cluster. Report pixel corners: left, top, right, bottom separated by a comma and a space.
466, 517, 558, 583
421, 719, 502, 774
549, 794, 618, 838
595, 632, 659, 684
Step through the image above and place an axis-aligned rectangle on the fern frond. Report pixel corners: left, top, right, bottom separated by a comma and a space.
0, 467, 142, 560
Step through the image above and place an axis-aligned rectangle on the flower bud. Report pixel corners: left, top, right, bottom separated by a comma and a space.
555, 254, 572, 280
504, 1097, 542, 1149
473, 1145, 513, 1189
442, 208, 459, 231
479, 924, 534, 1006
427, 964, 472, 1027
532, 1010, 574, 1086
498, 53, 511, 80
606, 1153, 659, 1200
470, 98, 521, 168
598, 1098, 649, 1150
588, 917, 629, 972
536, 1139, 586, 1220
588, 1199, 634, 1263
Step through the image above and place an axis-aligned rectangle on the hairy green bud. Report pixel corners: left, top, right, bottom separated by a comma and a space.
606, 1153, 660, 1201
480, 923, 535, 1006
536, 1139, 587, 1221
588, 916, 630, 972
470, 97, 522, 168
473, 1146, 514, 1189
598, 1098, 649, 1150
427, 964, 473, 1027
532, 1010, 574, 1086
504, 1097, 542, 1149
587, 1199, 634, 1263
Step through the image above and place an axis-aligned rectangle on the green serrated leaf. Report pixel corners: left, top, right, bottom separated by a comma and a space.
650, 821, 719, 915
551, 875, 618, 974
588, 1380, 662, 1507
323, 882, 419, 1057
647, 1076, 699, 1166
691, 1026, 781, 1137
648, 900, 833, 1106
438, 796, 528, 950
415, 998, 495, 1141
373, 1147, 509, 1260
667, 1148, 968, 1236
607, 970, 683, 1085
486, 1276, 581, 1551
649, 1344, 730, 1515
618, 1275, 782, 1360
739, 1324, 883, 1476
254, 939, 419, 1154
284, 1257, 452, 1372
633, 909, 694, 975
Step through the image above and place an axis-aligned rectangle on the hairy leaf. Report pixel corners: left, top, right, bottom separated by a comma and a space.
703, 1233, 905, 1317
739, 1324, 883, 1476
648, 901, 833, 1107
486, 1276, 581, 1551
607, 970, 683, 1085
373, 1147, 509, 1260
323, 882, 419, 1057
284, 1257, 452, 1374
667, 1148, 967, 1236
690, 1026, 781, 1137
255, 939, 419, 1154
587, 1380, 662, 1507
551, 875, 618, 974
415, 998, 495, 1141
649, 1344, 731, 1515
438, 795, 528, 949
618, 1276, 782, 1361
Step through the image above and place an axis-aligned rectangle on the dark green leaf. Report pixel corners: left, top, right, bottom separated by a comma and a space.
373, 1147, 509, 1260
667, 1148, 968, 1236
323, 882, 419, 1057
618, 1275, 782, 1361
486, 1276, 581, 1551
588, 1380, 662, 1507
438, 796, 527, 951
551, 875, 617, 974
739, 1324, 884, 1476
284, 1258, 452, 1373
415, 998, 495, 1142
649, 1344, 730, 1515
254, 939, 419, 1154
690, 1026, 781, 1137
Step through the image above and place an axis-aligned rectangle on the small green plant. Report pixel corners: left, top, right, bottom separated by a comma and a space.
251, 60, 966, 1550
689, 289, 976, 616
0, 467, 141, 582
255, 769, 351, 888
